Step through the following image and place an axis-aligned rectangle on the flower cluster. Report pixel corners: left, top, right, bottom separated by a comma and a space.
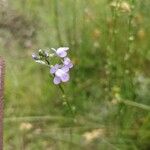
32, 47, 73, 85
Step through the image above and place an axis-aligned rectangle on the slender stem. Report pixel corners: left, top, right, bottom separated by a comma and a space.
45, 58, 50, 65
0, 58, 4, 150
73, 0, 77, 48
125, 0, 136, 99
58, 84, 65, 94
128, 0, 135, 52
54, 0, 62, 45
58, 84, 74, 149
117, 99, 150, 111
108, 0, 120, 95
58, 84, 75, 117
112, 0, 120, 52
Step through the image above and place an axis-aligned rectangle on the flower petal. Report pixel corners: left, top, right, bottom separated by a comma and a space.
50, 64, 61, 74
55, 64, 61, 70
68, 62, 73, 68
50, 67, 56, 74
63, 57, 71, 65
56, 50, 67, 58
61, 65, 69, 73
55, 69, 65, 77
56, 47, 69, 58
53, 76, 61, 84
55, 69, 70, 82
61, 73, 70, 82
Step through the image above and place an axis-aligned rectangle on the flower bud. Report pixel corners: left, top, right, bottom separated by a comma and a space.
38, 49, 45, 57
32, 53, 39, 60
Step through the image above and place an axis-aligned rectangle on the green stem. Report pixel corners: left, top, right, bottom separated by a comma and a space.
108, 0, 120, 94
58, 84, 75, 117
45, 58, 50, 65
54, 0, 62, 45
128, 0, 135, 52
112, 0, 120, 52
73, 0, 77, 48
117, 99, 150, 111
58, 84, 65, 94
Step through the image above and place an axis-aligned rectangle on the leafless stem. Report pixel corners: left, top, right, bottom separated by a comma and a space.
0, 57, 5, 150
54, 0, 62, 45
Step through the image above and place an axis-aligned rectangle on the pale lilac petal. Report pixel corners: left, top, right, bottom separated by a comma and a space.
54, 64, 61, 69
61, 73, 70, 82
55, 69, 65, 77
55, 69, 70, 82
64, 57, 71, 65
56, 47, 69, 57
68, 62, 73, 68
56, 50, 67, 58
50, 65, 57, 74
50, 64, 60, 74
53, 76, 61, 84
50, 67, 56, 74
61, 66, 69, 73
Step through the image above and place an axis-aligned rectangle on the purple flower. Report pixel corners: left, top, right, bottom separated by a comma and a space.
61, 65, 70, 73
53, 76, 61, 84
56, 47, 69, 58
63, 57, 73, 69
53, 69, 70, 84
50, 64, 70, 84
56, 58, 73, 76
33, 47, 73, 85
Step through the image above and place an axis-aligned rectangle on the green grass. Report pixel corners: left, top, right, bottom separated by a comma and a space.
0, 0, 150, 149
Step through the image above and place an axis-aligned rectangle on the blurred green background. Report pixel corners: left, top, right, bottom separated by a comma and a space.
0, 0, 150, 149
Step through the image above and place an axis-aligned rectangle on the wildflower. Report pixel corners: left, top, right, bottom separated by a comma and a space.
32, 47, 73, 85
54, 69, 70, 84
63, 57, 73, 69
60, 65, 69, 73
55, 47, 69, 58
32, 47, 74, 116
50, 65, 70, 84
56, 69, 70, 82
